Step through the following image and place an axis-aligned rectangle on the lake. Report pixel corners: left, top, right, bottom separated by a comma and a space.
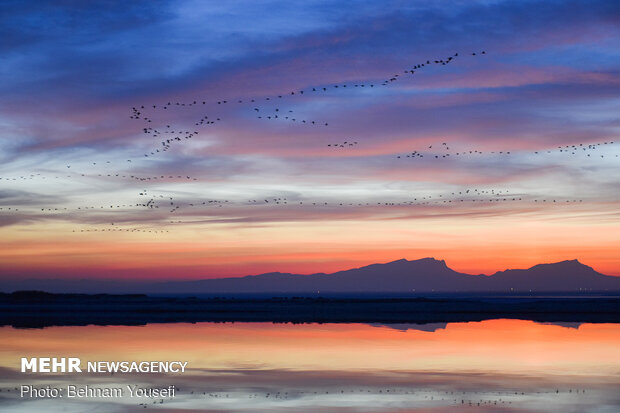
1, 319, 619, 412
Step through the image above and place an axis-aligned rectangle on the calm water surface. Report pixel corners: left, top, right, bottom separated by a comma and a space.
1, 319, 618, 412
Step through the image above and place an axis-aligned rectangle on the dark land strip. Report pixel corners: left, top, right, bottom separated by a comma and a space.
1, 292, 619, 328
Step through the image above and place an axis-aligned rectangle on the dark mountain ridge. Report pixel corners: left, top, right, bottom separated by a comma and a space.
2, 258, 619, 294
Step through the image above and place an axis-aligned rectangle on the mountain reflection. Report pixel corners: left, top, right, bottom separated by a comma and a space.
1, 320, 618, 412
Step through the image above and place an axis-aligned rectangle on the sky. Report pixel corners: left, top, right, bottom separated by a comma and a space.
0, 0, 619, 281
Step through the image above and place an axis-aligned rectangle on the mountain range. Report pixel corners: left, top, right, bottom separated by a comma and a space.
3, 258, 619, 294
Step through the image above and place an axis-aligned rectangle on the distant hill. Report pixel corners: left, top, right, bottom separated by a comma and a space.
152, 258, 618, 294
486, 259, 618, 292
2, 258, 619, 294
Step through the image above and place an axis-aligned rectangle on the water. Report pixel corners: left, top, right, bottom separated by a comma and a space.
1, 319, 619, 412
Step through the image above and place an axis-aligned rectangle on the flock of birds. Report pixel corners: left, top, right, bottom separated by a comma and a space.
0, 173, 199, 183
0, 384, 595, 410
397, 140, 617, 160
126, 50, 488, 161
7, 187, 584, 222
1, 49, 618, 235
328, 140, 359, 148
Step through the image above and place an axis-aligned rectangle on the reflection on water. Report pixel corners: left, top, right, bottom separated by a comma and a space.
1, 319, 619, 412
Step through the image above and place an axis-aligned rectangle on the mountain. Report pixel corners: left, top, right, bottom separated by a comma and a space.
3, 258, 619, 294
154, 257, 487, 293
486, 259, 619, 292
152, 258, 618, 294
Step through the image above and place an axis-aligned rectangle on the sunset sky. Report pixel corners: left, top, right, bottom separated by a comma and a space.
1, 0, 619, 281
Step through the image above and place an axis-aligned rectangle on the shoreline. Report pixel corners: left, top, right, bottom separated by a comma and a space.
1, 293, 618, 328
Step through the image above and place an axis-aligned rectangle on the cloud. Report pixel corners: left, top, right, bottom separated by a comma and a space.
1, 0, 619, 277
